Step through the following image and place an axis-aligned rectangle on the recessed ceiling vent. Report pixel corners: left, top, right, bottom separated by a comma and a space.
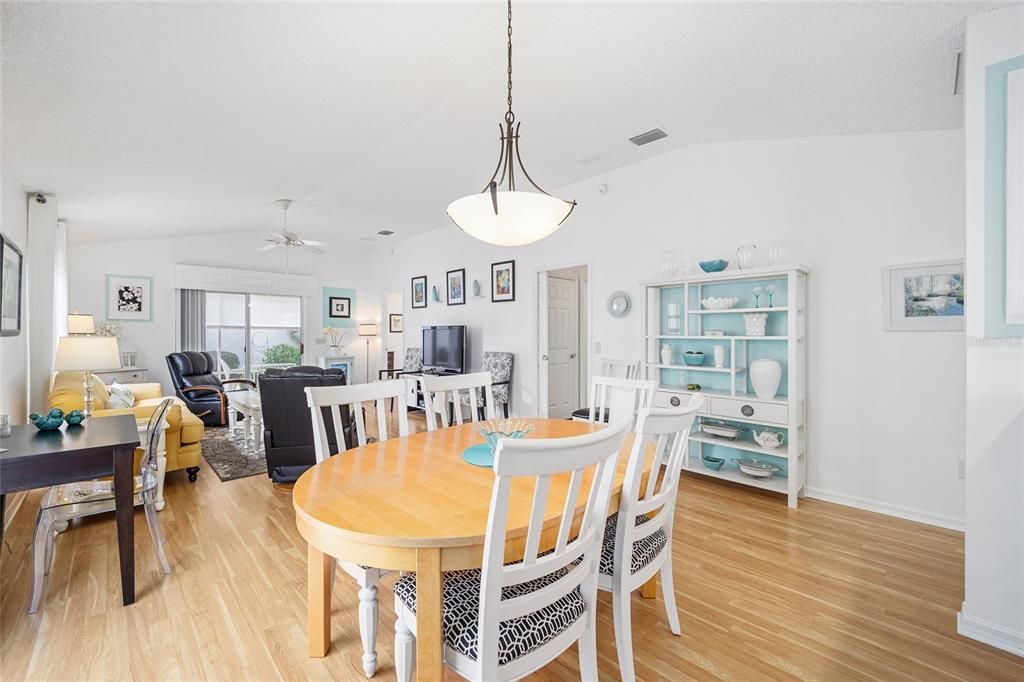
377, 229, 394, 236
629, 128, 667, 146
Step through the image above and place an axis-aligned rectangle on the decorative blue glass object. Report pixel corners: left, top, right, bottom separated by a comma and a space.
64, 410, 85, 426
30, 408, 66, 431
463, 420, 534, 467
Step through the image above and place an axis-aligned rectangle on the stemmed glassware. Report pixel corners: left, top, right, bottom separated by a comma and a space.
752, 286, 763, 308
766, 283, 777, 308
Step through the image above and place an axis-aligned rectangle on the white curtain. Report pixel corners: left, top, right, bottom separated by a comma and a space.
53, 220, 69, 337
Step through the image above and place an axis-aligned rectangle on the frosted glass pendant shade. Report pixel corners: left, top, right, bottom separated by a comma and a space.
447, 190, 574, 247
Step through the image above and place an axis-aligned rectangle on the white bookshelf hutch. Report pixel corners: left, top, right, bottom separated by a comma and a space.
641, 265, 809, 507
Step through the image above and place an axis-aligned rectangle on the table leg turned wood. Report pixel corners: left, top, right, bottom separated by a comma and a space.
415, 548, 443, 681
308, 544, 332, 656
113, 445, 136, 605
640, 573, 658, 599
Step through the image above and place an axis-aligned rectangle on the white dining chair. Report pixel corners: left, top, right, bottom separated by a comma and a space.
392, 420, 630, 682
574, 375, 656, 429
29, 398, 174, 613
419, 371, 495, 430
599, 396, 703, 681
305, 379, 410, 678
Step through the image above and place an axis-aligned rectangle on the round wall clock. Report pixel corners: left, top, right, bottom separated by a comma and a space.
607, 291, 631, 318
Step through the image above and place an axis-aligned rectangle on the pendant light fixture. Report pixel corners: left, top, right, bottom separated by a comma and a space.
446, 0, 576, 246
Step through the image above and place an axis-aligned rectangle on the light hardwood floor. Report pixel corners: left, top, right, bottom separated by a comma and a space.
2, 412, 1022, 681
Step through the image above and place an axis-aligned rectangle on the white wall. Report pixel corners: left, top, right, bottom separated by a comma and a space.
26, 195, 59, 414
0, 167, 28, 423
378, 129, 966, 528
959, 5, 1024, 657
68, 233, 381, 392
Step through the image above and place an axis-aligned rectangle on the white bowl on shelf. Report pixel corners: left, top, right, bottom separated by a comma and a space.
701, 297, 739, 310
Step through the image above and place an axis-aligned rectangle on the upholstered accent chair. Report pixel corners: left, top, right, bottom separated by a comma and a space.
459, 351, 513, 418
165, 351, 256, 427
49, 371, 204, 485
258, 366, 357, 483
378, 348, 423, 411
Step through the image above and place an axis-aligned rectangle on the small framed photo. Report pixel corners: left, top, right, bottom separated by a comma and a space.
389, 313, 403, 333
882, 259, 964, 331
491, 259, 516, 302
106, 274, 153, 321
1, 232, 24, 336
447, 268, 466, 305
329, 296, 351, 319
411, 275, 427, 309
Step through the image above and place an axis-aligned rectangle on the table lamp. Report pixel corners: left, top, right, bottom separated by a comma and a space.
67, 313, 96, 335
358, 323, 378, 383
54, 336, 121, 418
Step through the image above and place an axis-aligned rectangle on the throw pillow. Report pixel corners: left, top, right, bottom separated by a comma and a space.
107, 380, 135, 409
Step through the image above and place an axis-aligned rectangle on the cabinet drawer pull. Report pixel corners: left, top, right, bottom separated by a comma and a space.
741, 404, 755, 417
670, 396, 681, 407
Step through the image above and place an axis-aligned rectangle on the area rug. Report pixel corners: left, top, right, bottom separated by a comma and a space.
201, 426, 267, 482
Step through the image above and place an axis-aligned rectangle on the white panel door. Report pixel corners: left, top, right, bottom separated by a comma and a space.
547, 276, 579, 419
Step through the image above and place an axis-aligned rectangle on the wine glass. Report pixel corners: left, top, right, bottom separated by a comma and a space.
752, 286, 763, 308
766, 283, 777, 308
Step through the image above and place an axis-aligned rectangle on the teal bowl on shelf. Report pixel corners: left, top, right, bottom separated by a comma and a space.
699, 259, 729, 273
702, 454, 725, 471
683, 352, 705, 366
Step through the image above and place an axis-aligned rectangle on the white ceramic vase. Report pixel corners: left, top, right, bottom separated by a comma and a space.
660, 344, 673, 365
749, 359, 782, 399
713, 345, 726, 368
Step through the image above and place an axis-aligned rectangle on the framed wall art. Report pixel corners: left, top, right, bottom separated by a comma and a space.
389, 313, 404, 333
491, 259, 516, 302
446, 268, 465, 306
882, 259, 964, 331
411, 275, 427, 309
105, 274, 153, 322
0, 233, 23, 336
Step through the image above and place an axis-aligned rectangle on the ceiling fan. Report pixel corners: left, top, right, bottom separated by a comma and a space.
258, 199, 331, 273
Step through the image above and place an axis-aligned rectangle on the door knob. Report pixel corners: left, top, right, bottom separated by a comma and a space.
542, 354, 549, 361
570, 353, 577, 359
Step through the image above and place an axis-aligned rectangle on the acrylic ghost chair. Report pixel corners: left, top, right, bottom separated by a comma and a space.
29, 398, 174, 613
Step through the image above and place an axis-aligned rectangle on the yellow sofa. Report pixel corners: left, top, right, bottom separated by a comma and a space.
49, 372, 204, 480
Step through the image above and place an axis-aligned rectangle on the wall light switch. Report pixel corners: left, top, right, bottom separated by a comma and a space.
315, 337, 325, 345
958, 460, 966, 479
594, 342, 602, 353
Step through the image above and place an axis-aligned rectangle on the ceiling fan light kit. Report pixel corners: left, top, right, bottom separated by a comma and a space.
447, 0, 575, 247
260, 199, 331, 273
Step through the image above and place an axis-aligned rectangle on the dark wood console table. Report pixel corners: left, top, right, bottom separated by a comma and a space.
0, 415, 141, 605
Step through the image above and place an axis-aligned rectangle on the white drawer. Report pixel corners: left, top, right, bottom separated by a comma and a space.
708, 396, 787, 425
655, 390, 708, 412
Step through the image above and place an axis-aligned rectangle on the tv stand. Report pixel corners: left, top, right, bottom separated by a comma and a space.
404, 368, 463, 410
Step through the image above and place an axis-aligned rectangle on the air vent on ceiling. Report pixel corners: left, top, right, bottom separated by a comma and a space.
952, 49, 964, 96
629, 128, 667, 146
377, 229, 394, 236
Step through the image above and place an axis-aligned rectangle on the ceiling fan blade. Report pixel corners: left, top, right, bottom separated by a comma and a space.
257, 243, 280, 251
301, 239, 331, 247
302, 245, 326, 255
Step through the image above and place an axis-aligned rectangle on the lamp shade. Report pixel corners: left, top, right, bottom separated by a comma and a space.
54, 336, 121, 371
447, 190, 574, 247
358, 323, 378, 337
67, 313, 96, 335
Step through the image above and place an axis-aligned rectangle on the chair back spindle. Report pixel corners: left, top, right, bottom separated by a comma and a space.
306, 380, 410, 461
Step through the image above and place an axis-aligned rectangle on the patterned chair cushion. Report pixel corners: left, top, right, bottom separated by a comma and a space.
460, 351, 513, 408
393, 563, 585, 666
599, 512, 668, 576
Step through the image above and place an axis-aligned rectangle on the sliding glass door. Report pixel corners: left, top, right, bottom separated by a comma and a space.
205, 292, 303, 381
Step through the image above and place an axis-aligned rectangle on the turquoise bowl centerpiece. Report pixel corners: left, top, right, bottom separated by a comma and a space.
463, 419, 534, 467
699, 258, 729, 273
30, 408, 66, 431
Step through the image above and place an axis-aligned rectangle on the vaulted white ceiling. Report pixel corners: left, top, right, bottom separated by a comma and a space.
1, 1, 1006, 244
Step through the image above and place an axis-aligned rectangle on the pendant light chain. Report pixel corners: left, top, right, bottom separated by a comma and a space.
505, 0, 514, 124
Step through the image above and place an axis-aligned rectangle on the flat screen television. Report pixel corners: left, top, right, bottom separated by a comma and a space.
422, 325, 466, 373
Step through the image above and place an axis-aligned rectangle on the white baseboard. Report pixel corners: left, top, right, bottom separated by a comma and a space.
804, 487, 964, 532
958, 605, 1024, 657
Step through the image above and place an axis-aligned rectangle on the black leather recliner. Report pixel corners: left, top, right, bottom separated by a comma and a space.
165, 351, 256, 427
258, 366, 357, 483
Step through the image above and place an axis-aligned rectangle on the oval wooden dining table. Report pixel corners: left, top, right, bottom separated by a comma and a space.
292, 418, 655, 681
